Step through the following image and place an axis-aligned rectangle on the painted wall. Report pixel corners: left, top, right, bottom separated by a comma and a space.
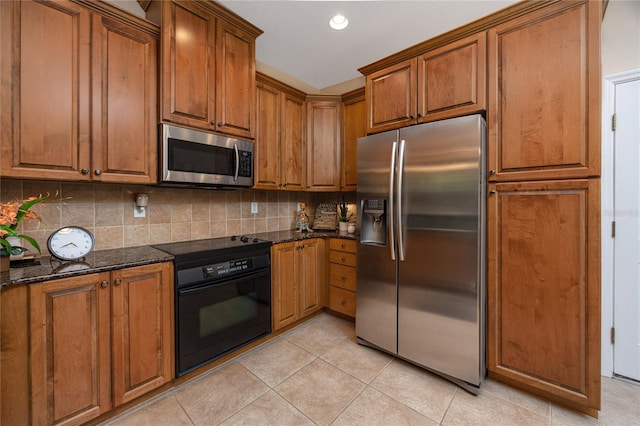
602, 0, 640, 76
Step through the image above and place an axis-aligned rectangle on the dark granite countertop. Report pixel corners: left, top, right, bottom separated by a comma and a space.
1, 245, 174, 288
255, 229, 358, 244
0, 230, 358, 288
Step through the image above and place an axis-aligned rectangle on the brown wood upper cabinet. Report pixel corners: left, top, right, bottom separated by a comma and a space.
25, 262, 173, 425
150, 0, 261, 139
364, 32, 486, 134
341, 88, 366, 192
0, 0, 158, 183
307, 96, 341, 191
487, 0, 601, 182
254, 73, 307, 190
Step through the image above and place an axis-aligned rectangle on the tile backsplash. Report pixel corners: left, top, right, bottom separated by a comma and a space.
1, 179, 355, 255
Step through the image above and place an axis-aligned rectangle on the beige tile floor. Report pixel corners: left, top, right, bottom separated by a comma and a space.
103, 313, 640, 426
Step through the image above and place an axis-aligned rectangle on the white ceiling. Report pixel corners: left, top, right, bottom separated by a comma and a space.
218, 1, 519, 93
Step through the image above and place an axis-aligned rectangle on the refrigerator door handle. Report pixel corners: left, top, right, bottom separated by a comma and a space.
397, 139, 406, 261
389, 141, 397, 261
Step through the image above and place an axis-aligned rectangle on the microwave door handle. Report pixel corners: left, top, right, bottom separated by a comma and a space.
233, 143, 239, 182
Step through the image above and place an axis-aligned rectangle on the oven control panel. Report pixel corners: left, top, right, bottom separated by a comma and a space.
203, 258, 253, 279
176, 253, 270, 288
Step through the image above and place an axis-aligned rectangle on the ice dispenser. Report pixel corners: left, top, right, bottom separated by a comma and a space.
360, 199, 386, 245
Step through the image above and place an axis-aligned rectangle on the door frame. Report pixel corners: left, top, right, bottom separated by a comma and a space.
601, 68, 640, 377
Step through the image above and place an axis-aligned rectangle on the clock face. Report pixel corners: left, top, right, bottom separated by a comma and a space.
47, 226, 95, 261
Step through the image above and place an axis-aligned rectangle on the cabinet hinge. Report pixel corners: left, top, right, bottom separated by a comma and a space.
611, 327, 615, 344
612, 221, 616, 238
612, 114, 616, 131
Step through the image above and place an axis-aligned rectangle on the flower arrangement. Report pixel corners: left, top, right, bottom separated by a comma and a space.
0, 195, 48, 256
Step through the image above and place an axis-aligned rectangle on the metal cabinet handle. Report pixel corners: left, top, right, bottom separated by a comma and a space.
489, 190, 497, 195
417, 113, 423, 118
94, 169, 102, 175
81, 168, 89, 175
341, 276, 346, 281
341, 300, 346, 305
114, 278, 122, 286
409, 115, 415, 119
341, 257, 346, 262
100, 281, 109, 288
489, 169, 496, 175
211, 120, 217, 125
341, 243, 346, 248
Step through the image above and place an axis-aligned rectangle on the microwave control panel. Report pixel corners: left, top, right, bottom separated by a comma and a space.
239, 151, 252, 177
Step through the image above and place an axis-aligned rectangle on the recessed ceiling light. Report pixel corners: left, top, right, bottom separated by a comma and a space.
329, 14, 349, 30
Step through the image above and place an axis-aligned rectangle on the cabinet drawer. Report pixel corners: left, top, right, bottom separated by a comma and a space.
329, 250, 356, 267
329, 263, 356, 291
329, 286, 356, 317
329, 238, 357, 253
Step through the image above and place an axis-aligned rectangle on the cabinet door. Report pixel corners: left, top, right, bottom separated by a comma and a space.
30, 273, 112, 425
254, 81, 281, 189
487, 1, 601, 181
280, 94, 306, 191
365, 57, 417, 134
0, 0, 91, 180
299, 239, 326, 317
341, 91, 365, 191
307, 99, 341, 192
111, 263, 173, 406
92, 15, 158, 184
272, 242, 299, 330
417, 32, 486, 123
161, 0, 216, 130
487, 179, 600, 415
215, 20, 256, 139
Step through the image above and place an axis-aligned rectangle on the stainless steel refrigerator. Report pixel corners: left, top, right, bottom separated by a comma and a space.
356, 114, 486, 392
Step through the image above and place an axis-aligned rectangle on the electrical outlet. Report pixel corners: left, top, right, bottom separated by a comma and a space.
133, 202, 146, 218
251, 202, 258, 214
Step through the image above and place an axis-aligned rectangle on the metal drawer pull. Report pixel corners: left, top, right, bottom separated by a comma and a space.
114, 278, 122, 286
341, 300, 346, 305
100, 281, 108, 288
341, 257, 346, 262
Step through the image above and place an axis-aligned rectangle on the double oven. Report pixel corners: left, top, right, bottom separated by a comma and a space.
154, 236, 272, 376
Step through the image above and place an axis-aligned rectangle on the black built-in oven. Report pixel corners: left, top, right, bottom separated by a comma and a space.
154, 236, 272, 377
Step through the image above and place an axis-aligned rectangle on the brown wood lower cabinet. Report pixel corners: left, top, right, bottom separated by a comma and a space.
487, 179, 600, 415
272, 239, 326, 331
328, 238, 357, 318
2, 262, 173, 425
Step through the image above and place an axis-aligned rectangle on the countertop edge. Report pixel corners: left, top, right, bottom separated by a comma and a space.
1, 231, 357, 288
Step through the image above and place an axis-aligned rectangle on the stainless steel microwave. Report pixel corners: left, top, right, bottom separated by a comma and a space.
159, 123, 254, 188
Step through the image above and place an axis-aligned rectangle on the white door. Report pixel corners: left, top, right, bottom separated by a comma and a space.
613, 76, 640, 381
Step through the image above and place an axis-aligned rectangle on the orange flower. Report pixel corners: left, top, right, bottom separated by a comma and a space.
0, 194, 48, 255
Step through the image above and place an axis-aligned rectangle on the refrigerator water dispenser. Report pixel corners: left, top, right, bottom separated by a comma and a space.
360, 199, 386, 245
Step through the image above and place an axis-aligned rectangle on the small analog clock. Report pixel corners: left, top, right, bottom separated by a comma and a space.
47, 226, 95, 261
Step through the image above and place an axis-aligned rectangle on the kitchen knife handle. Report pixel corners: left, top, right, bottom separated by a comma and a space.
397, 139, 406, 262
389, 141, 397, 261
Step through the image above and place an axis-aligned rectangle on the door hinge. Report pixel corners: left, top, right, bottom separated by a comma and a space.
612, 221, 616, 238
611, 327, 615, 344
612, 114, 617, 131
